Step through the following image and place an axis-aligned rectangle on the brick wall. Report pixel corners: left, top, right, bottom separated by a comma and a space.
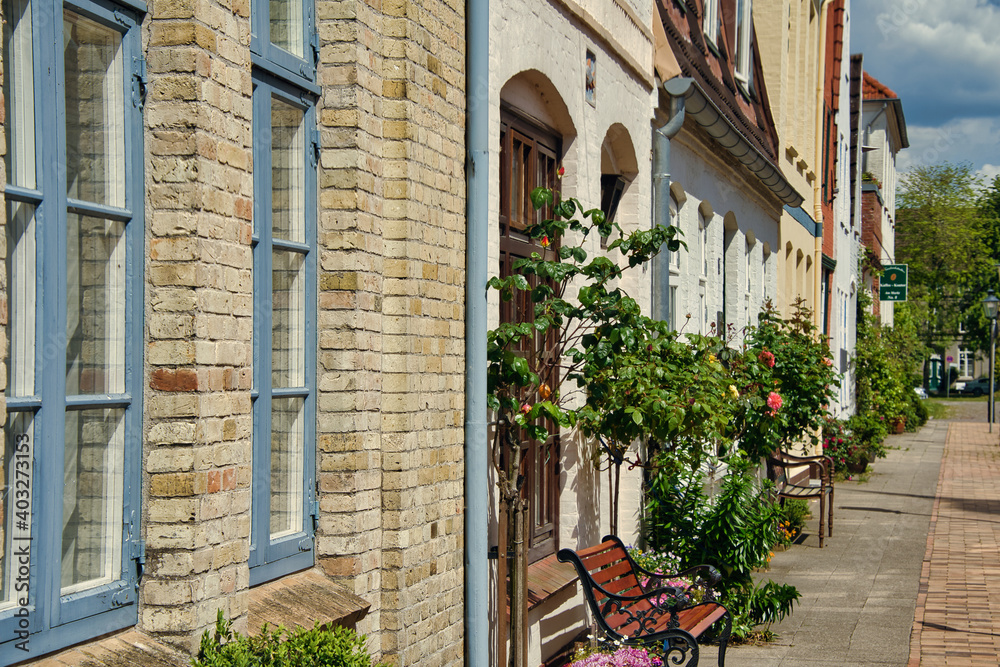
316, 0, 466, 664
143, 0, 254, 650
860, 188, 883, 258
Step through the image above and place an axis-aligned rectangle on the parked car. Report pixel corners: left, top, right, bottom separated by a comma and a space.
957, 377, 1000, 397
914, 386, 928, 399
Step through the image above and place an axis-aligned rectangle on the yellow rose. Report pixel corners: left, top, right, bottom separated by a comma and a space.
728, 385, 739, 399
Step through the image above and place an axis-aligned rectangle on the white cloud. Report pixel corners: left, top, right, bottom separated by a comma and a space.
896, 117, 1000, 174
979, 164, 1000, 184
855, 0, 1000, 123
854, 0, 1000, 176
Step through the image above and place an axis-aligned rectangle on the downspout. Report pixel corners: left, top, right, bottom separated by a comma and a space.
652, 77, 693, 321
464, 0, 488, 663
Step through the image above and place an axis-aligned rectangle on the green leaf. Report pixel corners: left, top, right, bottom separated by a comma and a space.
530, 187, 554, 210
556, 199, 577, 219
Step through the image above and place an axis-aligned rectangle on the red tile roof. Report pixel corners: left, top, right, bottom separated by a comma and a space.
863, 71, 898, 100
655, 0, 781, 169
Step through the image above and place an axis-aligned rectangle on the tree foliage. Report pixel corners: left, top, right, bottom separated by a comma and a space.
896, 163, 991, 353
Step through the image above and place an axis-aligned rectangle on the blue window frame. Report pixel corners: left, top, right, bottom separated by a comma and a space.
249, 62, 317, 581
1, 0, 145, 658
250, 0, 318, 92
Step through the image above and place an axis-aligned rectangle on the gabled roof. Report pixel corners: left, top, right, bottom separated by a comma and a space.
860, 67, 909, 150
654, 0, 799, 205
862, 71, 898, 100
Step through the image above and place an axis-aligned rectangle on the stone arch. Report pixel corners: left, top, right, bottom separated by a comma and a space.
722, 211, 738, 231
669, 181, 687, 205
698, 199, 714, 220
500, 69, 576, 140
599, 123, 639, 231
600, 123, 638, 179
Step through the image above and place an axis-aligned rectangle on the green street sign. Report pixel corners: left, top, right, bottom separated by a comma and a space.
880, 264, 907, 302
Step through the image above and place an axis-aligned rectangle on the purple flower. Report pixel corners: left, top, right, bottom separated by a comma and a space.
570, 647, 664, 667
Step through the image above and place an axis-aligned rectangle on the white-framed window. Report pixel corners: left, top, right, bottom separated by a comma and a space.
250, 0, 318, 585
2, 0, 145, 656
669, 193, 681, 271
699, 209, 709, 277
734, 0, 753, 85
703, 0, 719, 45
762, 251, 769, 301
669, 286, 678, 330
958, 349, 975, 378
745, 239, 752, 293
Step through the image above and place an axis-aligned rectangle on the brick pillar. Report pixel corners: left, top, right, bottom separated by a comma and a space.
316, 0, 466, 664
143, 0, 254, 650
315, 0, 389, 652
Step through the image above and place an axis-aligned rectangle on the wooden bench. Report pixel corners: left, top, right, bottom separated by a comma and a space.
557, 535, 731, 667
767, 450, 834, 547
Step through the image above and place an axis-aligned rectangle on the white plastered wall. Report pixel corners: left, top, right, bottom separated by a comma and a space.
667, 127, 783, 345
487, 0, 657, 663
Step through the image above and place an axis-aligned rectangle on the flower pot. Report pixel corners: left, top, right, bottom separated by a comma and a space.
891, 418, 905, 434
846, 457, 869, 474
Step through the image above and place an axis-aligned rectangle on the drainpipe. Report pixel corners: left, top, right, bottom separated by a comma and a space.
464, 0, 488, 664
652, 77, 693, 321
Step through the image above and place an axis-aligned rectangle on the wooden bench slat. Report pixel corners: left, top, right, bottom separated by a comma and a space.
558, 536, 732, 666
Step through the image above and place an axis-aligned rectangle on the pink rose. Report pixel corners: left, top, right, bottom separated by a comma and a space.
766, 391, 782, 415
759, 350, 776, 368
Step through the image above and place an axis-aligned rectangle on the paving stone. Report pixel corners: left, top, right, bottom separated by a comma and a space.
701, 419, 1000, 666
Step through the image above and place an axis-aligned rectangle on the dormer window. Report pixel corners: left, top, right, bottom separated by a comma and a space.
703, 0, 719, 45
734, 0, 753, 86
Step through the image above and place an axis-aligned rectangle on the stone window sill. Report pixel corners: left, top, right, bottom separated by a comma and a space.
526, 553, 578, 610
25, 569, 370, 666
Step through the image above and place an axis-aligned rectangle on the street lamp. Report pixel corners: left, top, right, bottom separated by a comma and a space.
981, 290, 1000, 432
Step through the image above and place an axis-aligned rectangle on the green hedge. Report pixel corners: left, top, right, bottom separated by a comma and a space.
193, 611, 386, 667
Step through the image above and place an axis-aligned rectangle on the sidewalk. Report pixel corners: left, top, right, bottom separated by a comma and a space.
701, 420, 949, 666
909, 421, 1000, 666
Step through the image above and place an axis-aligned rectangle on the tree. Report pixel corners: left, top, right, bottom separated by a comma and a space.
487, 187, 681, 667
895, 163, 991, 357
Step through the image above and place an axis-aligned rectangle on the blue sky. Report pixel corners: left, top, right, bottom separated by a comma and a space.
852, 0, 1000, 184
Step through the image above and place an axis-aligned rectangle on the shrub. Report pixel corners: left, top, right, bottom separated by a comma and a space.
643, 455, 799, 640
728, 301, 840, 459
193, 610, 386, 667
775, 499, 809, 545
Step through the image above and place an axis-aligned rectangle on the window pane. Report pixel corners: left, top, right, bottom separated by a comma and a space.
3, 0, 35, 188
272, 250, 305, 388
270, 397, 303, 538
66, 214, 126, 396
270, 0, 303, 57
0, 413, 33, 610
62, 408, 124, 594
6, 201, 36, 397
64, 10, 124, 208
271, 97, 305, 243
